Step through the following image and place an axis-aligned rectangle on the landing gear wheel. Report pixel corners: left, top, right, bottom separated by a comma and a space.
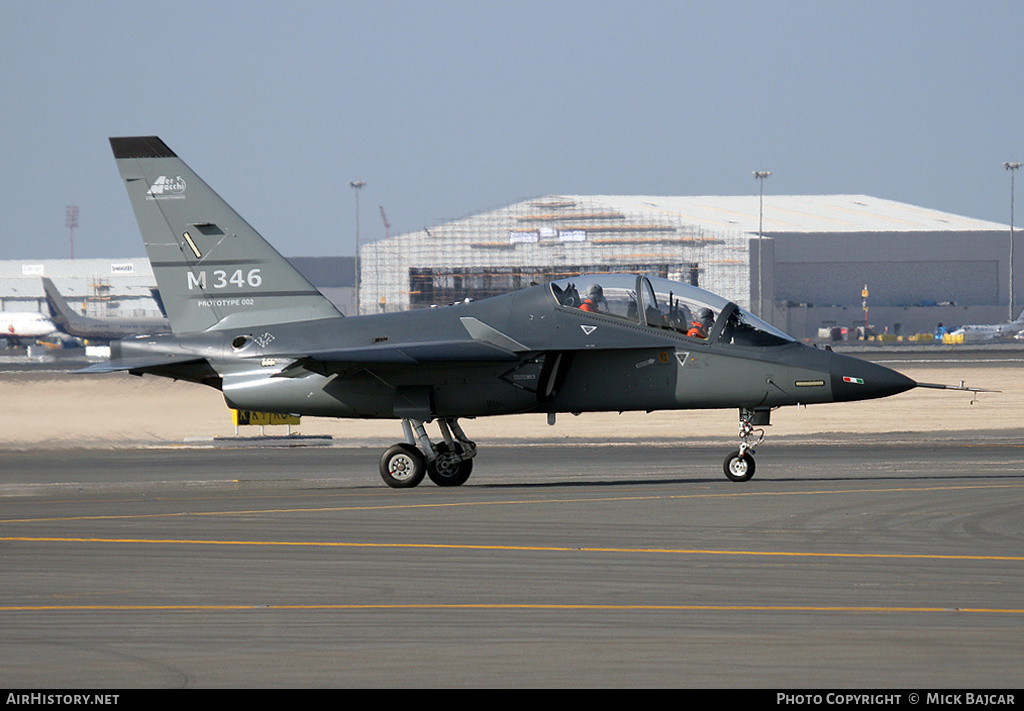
723, 450, 756, 482
380, 443, 427, 488
427, 442, 473, 487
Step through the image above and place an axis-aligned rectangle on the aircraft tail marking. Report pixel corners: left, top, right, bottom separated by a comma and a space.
109, 136, 341, 334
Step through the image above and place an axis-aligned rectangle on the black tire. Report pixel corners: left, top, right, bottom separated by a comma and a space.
723, 450, 756, 482
426, 442, 473, 487
379, 443, 426, 488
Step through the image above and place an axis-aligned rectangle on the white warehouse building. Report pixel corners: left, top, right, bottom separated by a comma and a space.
359, 194, 1014, 341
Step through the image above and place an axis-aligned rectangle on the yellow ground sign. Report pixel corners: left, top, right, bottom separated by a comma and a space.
231, 410, 301, 426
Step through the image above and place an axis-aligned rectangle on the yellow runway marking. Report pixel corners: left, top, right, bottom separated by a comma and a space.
3, 482, 1024, 525
1, 603, 1023, 614
2, 536, 1023, 563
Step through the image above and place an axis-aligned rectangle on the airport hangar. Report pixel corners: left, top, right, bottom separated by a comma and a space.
359, 194, 1014, 341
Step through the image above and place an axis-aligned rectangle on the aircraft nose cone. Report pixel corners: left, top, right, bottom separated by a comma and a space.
830, 353, 916, 402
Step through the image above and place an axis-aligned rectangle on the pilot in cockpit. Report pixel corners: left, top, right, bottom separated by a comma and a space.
579, 284, 606, 313
686, 308, 715, 339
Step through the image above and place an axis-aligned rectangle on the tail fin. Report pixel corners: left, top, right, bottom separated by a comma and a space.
40, 277, 84, 332
109, 137, 341, 334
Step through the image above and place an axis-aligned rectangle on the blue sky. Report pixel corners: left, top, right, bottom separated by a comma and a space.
2, 0, 1022, 260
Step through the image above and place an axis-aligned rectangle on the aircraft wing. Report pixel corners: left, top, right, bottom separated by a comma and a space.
283, 311, 675, 365
302, 339, 523, 365
80, 336, 523, 377
295, 316, 530, 364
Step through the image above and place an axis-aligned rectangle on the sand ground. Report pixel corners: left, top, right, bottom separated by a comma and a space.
0, 362, 1018, 449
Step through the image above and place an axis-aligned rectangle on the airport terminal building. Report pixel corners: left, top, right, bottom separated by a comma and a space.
360, 194, 1014, 340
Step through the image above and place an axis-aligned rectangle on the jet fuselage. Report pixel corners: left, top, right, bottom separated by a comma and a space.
111, 275, 914, 421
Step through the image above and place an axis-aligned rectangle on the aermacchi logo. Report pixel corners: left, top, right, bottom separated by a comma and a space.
146, 175, 187, 199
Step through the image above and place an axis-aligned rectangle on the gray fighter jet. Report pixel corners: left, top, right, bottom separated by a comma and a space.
87, 136, 981, 486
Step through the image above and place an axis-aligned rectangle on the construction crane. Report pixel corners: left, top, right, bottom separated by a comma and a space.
379, 206, 391, 241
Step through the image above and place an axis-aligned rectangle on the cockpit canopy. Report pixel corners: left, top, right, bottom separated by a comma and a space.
550, 274, 794, 347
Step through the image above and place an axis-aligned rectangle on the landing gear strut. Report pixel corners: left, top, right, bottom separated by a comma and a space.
379, 418, 477, 488
723, 408, 767, 482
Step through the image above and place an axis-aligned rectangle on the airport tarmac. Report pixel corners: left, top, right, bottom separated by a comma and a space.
0, 354, 1022, 687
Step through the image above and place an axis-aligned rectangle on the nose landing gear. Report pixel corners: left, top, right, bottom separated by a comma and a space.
723, 449, 756, 482
723, 408, 768, 482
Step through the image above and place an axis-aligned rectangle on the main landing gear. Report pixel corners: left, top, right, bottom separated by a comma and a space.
379, 418, 478, 489
723, 408, 768, 482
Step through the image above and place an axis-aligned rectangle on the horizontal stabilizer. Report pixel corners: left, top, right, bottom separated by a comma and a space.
76, 355, 206, 374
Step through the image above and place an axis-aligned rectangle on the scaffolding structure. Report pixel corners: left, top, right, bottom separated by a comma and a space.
360, 195, 751, 313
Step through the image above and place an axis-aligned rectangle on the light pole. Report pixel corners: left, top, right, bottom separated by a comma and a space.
753, 171, 771, 318
1005, 162, 1021, 321
65, 205, 79, 259
350, 180, 366, 315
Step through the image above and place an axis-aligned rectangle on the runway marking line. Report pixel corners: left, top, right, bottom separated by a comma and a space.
1, 603, 1023, 615
3, 482, 1024, 525
2, 536, 1024, 563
